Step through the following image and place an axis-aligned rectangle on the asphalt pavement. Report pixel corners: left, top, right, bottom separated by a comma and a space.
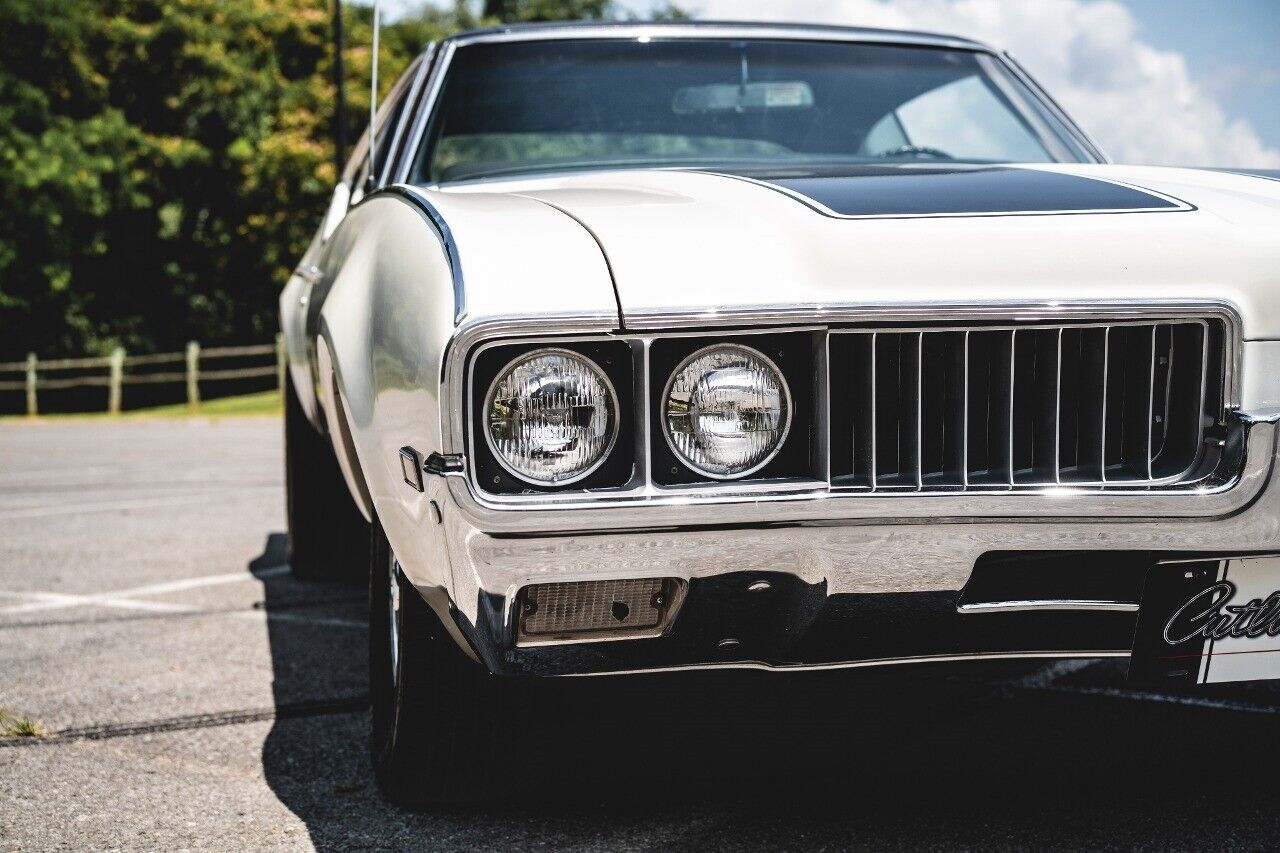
3, 417, 1280, 851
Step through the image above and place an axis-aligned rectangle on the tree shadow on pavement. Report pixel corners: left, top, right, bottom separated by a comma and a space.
253, 532, 1280, 851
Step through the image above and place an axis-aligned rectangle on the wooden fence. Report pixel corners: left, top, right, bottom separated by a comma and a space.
0, 334, 286, 416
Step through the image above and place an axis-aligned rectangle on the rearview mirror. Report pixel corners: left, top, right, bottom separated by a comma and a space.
672, 81, 814, 115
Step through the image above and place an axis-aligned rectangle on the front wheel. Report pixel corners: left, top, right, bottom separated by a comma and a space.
368, 517, 520, 805
283, 372, 369, 583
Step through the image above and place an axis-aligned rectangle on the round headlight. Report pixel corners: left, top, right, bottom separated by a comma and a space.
662, 343, 791, 479
483, 348, 618, 486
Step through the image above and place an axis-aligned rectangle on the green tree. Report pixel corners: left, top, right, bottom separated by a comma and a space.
0, 0, 676, 362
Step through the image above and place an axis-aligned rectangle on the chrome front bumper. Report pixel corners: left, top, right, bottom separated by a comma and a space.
432, 414, 1280, 675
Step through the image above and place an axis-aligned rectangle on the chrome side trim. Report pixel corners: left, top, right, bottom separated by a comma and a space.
999, 51, 1110, 163
394, 39, 458, 186
560, 650, 1132, 677
958, 600, 1140, 614
380, 184, 467, 325
378, 43, 435, 188
447, 22, 989, 51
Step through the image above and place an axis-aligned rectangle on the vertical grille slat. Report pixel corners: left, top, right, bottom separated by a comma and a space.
1147, 325, 1158, 480
829, 318, 1222, 493
964, 330, 1014, 486
1152, 321, 1210, 480
1058, 327, 1107, 483
919, 332, 966, 489
1105, 325, 1157, 481
1011, 329, 1060, 483
873, 332, 922, 489
1054, 328, 1063, 484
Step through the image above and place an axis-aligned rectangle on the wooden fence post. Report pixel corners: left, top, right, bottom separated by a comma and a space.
108, 348, 125, 415
186, 341, 201, 410
25, 353, 37, 417
275, 332, 286, 396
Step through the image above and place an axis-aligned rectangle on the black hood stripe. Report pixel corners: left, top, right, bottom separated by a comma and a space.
700, 165, 1192, 219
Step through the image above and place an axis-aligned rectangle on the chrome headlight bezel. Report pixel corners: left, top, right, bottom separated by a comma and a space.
660, 342, 794, 480
482, 346, 621, 487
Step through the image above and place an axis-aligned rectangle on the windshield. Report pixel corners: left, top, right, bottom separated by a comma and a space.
411, 38, 1094, 185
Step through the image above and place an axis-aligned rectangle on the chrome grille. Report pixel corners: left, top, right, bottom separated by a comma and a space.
829, 320, 1221, 491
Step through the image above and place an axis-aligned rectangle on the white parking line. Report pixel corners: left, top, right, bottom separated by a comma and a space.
0, 485, 279, 521
0, 494, 215, 521
117, 565, 290, 597
0, 564, 291, 615
0, 591, 198, 615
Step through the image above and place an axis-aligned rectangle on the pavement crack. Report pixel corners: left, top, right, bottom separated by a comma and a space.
0, 695, 369, 748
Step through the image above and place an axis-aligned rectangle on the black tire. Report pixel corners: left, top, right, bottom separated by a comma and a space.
369, 517, 519, 805
284, 372, 370, 583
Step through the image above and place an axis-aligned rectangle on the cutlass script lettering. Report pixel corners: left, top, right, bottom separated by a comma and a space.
1163, 581, 1280, 645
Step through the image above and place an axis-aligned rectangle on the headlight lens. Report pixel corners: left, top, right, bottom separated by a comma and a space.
662, 344, 791, 478
483, 348, 618, 485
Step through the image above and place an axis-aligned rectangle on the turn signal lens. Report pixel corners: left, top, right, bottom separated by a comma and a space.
484, 349, 618, 485
662, 344, 791, 478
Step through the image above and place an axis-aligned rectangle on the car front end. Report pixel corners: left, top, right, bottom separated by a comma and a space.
285, 21, 1280, 802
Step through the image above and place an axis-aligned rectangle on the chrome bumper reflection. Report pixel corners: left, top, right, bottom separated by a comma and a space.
423, 413, 1280, 671
442, 415, 1277, 536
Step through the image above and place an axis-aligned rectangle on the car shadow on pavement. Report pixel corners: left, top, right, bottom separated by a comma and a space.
252, 532, 1280, 851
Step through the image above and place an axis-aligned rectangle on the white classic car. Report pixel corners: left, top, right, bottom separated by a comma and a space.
279, 21, 1280, 802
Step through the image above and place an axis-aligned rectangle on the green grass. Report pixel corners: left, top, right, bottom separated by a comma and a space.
3, 389, 282, 422
129, 389, 283, 418
0, 708, 45, 739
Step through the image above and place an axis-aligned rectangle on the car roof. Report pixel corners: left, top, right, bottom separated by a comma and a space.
443, 20, 991, 52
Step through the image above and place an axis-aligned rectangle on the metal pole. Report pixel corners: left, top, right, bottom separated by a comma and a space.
24, 353, 37, 417
108, 348, 125, 415
367, 0, 381, 187
186, 341, 201, 410
332, 0, 346, 175
275, 333, 287, 398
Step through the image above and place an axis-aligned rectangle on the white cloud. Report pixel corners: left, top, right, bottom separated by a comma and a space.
681, 0, 1280, 167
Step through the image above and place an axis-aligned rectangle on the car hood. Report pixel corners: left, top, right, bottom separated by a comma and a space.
448, 163, 1280, 338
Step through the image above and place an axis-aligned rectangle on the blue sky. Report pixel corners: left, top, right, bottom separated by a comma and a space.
377, 0, 1280, 166
1120, 0, 1280, 151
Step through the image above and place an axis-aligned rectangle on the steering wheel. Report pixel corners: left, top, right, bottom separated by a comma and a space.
875, 144, 956, 161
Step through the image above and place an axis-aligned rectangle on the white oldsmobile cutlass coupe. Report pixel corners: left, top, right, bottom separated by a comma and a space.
279, 21, 1280, 803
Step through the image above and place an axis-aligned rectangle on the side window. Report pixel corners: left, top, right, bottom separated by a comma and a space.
365, 56, 423, 190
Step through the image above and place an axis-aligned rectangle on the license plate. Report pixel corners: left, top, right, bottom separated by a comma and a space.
1131, 555, 1280, 686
